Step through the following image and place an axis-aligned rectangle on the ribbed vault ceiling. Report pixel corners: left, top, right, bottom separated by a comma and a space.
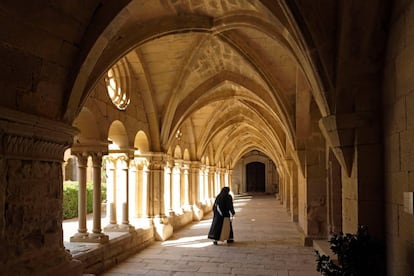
72, 0, 319, 169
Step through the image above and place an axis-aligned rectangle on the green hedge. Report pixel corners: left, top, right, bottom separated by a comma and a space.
63, 181, 107, 220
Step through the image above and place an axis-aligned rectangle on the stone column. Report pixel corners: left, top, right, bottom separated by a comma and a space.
90, 153, 108, 242
189, 162, 200, 205
220, 168, 225, 190
148, 155, 172, 241
199, 166, 205, 201
163, 162, 172, 214
107, 155, 134, 232
208, 166, 215, 198
135, 160, 144, 218
190, 162, 203, 221
142, 163, 149, 218
278, 172, 285, 204
104, 157, 118, 231
0, 109, 82, 275
227, 169, 233, 192
286, 158, 298, 222
70, 153, 89, 241
214, 168, 220, 195
182, 162, 190, 206
172, 161, 181, 210
203, 166, 209, 199
120, 156, 130, 226
327, 148, 342, 234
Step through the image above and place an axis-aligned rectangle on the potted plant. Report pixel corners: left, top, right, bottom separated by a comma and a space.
315, 225, 385, 275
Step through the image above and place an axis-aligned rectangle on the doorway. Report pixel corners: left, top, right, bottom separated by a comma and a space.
246, 162, 265, 192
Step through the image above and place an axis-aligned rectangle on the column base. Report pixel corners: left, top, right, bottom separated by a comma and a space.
192, 204, 203, 221
70, 232, 108, 243
154, 222, 173, 241
70, 232, 89, 242
104, 223, 135, 232
88, 232, 109, 243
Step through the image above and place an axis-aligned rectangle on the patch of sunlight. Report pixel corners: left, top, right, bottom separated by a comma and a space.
234, 198, 252, 203
161, 235, 211, 248
191, 221, 212, 229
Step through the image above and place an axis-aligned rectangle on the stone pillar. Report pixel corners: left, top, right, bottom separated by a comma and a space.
220, 168, 225, 190
129, 159, 137, 219
214, 168, 220, 195
0, 109, 82, 275
283, 160, 291, 213
120, 157, 130, 225
224, 169, 230, 189
204, 166, 209, 199
327, 149, 342, 234
199, 165, 205, 201
227, 169, 233, 192
70, 153, 89, 241
104, 157, 118, 230
190, 162, 203, 220
135, 160, 145, 218
286, 158, 299, 222
107, 155, 134, 232
182, 162, 190, 206
303, 133, 327, 244
164, 162, 172, 214
278, 172, 285, 204
148, 156, 164, 217
172, 161, 181, 211
148, 154, 172, 241
90, 153, 109, 242
208, 166, 215, 198
190, 162, 200, 205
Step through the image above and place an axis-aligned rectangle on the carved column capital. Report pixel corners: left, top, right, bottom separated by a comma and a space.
90, 152, 104, 167
73, 152, 88, 167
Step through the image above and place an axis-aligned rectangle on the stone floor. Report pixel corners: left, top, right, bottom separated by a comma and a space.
96, 194, 320, 276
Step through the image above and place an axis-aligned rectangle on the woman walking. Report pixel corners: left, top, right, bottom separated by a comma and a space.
208, 186, 235, 245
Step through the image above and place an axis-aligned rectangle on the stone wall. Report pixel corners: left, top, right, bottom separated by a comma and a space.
383, 1, 414, 275
74, 228, 154, 275
0, 109, 82, 275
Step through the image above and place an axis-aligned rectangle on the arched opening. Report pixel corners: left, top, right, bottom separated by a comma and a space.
246, 162, 265, 193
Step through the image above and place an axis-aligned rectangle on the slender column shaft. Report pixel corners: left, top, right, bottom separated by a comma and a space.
92, 153, 103, 234
108, 160, 117, 224
76, 153, 88, 236
122, 164, 129, 225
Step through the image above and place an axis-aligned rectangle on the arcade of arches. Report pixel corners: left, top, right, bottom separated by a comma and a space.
1, 1, 413, 275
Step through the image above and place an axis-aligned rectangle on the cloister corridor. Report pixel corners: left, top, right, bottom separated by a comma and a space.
63, 194, 319, 276
4, 1, 414, 275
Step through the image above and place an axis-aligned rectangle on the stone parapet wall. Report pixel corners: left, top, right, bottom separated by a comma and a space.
74, 227, 154, 275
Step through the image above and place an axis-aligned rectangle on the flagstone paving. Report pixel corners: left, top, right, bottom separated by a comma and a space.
101, 194, 320, 276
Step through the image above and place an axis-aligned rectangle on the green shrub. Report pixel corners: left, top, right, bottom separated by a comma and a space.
315, 225, 385, 276
63, 181, 107, 220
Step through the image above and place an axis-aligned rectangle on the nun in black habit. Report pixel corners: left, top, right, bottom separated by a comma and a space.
207, 186, 235, 245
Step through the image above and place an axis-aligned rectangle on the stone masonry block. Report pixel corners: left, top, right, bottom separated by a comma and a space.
400, 129, 414, 171
406, 2, 414, 52
355, 124, 380, 144
382, 62, 396, 106
406, 91, 414, 130
357, 144, 382, 177
357, 174, 383, 201
386, 172, 408, 204
389, 97, 406, 134
384, 133, 400, 173
408, 171, 414, 191
396, 46, 414, 98
400, 209, 414, 240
